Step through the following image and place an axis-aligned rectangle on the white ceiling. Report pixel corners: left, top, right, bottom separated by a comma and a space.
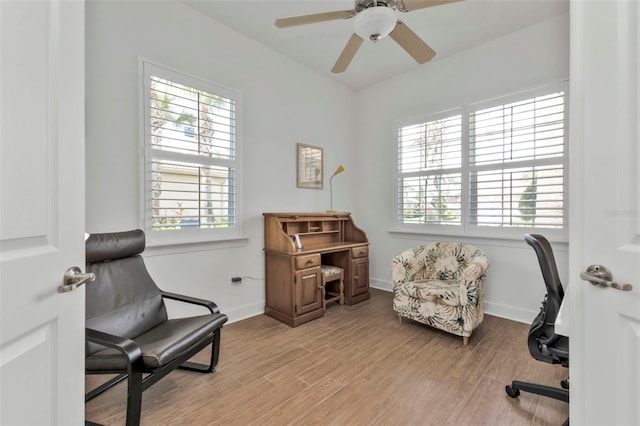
183, 0, 569, 90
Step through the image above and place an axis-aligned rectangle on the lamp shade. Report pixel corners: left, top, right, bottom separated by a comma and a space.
353, 6, 397, 42
328, 165, 345, 212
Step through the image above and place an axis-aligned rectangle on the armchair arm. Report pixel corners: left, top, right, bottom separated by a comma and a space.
160, 290, 220, 314
458, 254, 490, 305
391, 245, 427, 286
462, 254, 490, 280
391, 255, 408, 286
86, 328, 142, 365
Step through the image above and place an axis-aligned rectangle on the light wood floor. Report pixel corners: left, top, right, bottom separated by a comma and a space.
85, 289, 569, 425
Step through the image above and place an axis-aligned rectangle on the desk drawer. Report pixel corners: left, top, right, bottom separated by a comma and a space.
352, 246, 368, 258
296, 254, 321, 269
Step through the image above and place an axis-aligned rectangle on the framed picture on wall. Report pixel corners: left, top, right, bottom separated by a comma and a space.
296, 143, 323, 189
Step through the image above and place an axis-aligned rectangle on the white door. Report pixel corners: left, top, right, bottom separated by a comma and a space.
0, 1, 86, 424
570, 1, 640, 425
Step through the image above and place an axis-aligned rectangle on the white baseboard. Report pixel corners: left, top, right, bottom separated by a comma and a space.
224, 302, 264, 324
483, 301, 536, 324
217, 282, 538, 326
370, 278, 393, 292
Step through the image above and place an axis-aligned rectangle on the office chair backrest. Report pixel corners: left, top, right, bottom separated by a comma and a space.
524, 233, 565, 362
85, 229, 168, 355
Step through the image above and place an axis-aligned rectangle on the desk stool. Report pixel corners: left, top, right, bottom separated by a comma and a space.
321, 265, 344, 311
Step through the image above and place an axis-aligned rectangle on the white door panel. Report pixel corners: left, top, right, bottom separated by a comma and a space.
0, 1, 85, 424
570, 1, 640, 424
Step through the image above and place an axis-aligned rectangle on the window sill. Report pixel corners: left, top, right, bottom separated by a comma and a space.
388, 224, 568, 245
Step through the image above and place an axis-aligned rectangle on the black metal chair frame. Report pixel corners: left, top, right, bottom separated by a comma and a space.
85, 291, 222, 426
84, 291, 220, 426
506, 234, 569, 426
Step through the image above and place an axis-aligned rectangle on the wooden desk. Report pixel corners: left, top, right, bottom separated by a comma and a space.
263, 212, 370, 327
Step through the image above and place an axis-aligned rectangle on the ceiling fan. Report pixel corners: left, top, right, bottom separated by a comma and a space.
275, 0, 462, 73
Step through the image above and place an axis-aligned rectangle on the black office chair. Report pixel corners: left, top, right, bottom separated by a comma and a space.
506, 234, 569, 425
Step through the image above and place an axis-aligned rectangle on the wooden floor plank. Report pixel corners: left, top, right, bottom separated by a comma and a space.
85, 289, 569, 425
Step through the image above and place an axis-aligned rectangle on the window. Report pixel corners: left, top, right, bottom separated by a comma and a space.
142, 62, 241, 244
396, 83, 567, 237
397, 113, 463, 226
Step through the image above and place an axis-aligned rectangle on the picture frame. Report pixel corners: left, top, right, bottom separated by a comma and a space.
296, 143, 323, 189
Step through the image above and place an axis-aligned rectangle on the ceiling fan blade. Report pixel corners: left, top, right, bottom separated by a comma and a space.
275, 10, 355, 28
396, 0, 463, 12
331, 34, 364, 73
389, 21, 436, 64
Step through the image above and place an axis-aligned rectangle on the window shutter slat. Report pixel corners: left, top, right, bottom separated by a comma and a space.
150, 75, 236, 161
470, 165, 564, 228
396, 84, 566, 232
470, 92, 565, 166
146, 63, 239, 234
397, 113, 463, 225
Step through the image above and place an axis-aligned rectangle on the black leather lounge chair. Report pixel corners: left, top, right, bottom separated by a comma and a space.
84, 229, 228, 426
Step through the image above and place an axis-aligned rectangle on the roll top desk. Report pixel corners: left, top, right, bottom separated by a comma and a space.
263, 212, 370, 327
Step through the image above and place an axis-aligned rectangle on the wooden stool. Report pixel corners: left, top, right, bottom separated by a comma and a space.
321, 265, 344, 311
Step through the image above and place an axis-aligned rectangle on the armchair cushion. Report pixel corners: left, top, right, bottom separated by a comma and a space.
395, 279, 461, 306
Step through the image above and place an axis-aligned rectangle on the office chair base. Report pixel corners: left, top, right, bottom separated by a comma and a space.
506, 380, 569, 403
506, 381, 569, 425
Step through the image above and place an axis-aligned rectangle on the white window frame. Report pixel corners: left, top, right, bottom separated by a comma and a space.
140, 60, 243, 246
393, 81, 568, 241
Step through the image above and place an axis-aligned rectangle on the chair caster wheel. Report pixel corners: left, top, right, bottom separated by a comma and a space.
505, 385, 520, 398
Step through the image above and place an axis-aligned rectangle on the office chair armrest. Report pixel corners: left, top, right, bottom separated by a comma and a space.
86, 327, 143, 365
538, 332, 561, 347
161, 290, 220, 314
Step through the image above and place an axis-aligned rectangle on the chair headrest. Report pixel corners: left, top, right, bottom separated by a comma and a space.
86, 229, 146, 263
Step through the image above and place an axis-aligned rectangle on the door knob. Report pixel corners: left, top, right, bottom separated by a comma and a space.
580, 264, 632, 291
57, 266, 95, 293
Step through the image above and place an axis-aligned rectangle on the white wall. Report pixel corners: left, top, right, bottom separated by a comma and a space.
85, 1, 357, 321
85, 2, 569, 324
352, 13, 570, 322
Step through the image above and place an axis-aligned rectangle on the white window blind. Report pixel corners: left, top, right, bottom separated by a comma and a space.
397, 114, 462, 225
143, 62, 241, 241
395, 83, 567, 235
469, 92, 565, 228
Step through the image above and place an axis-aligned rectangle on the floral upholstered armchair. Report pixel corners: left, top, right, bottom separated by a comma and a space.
391, 242, 489, 345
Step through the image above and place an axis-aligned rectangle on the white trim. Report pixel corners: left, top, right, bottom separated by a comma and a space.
222, 302, 265, 325
568, 1, 586, 423
483, 301, 537, 325
394, 81, 569, 240
388, 224, 568, 243
139, 59, 243, 247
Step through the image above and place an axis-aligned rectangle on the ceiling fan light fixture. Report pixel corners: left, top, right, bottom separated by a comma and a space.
353, 6, 397, 42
